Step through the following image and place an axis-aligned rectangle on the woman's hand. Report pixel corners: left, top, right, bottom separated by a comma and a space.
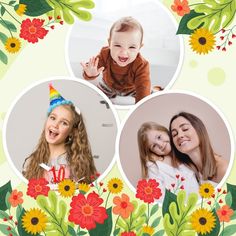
80, 57, 104, 78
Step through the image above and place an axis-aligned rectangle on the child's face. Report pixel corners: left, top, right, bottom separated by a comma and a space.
45, 105, 73, 146
109, 30, 142, 67
147, 129, 171, 156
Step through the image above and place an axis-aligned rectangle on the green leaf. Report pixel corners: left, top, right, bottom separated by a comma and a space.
225, 192, 232, 207
0, 223, 11, 235
0, 49, 8, 65
150, 203, 159, 217
19, 0, 53, 16
5, 192, 11, 210
187, 0, 236, 34
17, 208, 41, 236
0, 32, 8, 44
88, 207, 112, 236
151, 216, 161, 228
1, 6, 6, 16
16, 204, 23, 221
153, 230, 165, 236
231, 210, 236, 220
162, 189, 177, 224
219, 224, 236, 236
227, 183, 236, 210
68, 225, 76, 236
78, 231, 88, 235
0, 19, 17, 32
113, 228, 120, 236
0, 210, 9, 219
9, 1, 16, 5
0, 181, 12, 210
177, 10, 205, 35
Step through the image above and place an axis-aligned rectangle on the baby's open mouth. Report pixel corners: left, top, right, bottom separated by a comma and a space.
118, 56, 128, 62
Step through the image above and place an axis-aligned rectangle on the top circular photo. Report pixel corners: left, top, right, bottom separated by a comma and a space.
66, 0, 183, 107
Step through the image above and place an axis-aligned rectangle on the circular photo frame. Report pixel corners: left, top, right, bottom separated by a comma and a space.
66, 0, 183, 107
117, 90, 234, 201
3, 77, 119, 184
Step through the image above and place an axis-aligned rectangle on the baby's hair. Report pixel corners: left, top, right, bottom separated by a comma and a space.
109, 16, 144, 44
22, 104, 97, 184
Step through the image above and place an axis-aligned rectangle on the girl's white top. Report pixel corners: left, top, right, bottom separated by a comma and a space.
147, 161, 200, 202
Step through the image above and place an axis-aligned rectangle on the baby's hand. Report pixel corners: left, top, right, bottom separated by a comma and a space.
80, 57, 104, 78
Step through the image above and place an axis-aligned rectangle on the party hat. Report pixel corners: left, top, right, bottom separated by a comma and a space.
48, 83, 73, 113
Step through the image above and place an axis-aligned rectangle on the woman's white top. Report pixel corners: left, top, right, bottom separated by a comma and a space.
147, 161, 200, 202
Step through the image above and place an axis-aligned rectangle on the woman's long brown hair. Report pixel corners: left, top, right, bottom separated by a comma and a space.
22, 104, 97, 183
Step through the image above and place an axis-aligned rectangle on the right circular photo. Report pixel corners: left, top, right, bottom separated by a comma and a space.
118, 91, 234, 201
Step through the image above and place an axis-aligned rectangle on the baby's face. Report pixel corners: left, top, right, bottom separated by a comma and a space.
109, 30, 142, 67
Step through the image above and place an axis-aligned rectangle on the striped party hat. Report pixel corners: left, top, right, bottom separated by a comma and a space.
48, 83, 73, 113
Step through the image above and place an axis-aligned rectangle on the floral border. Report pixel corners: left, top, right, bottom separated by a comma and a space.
0, 176, 236, 236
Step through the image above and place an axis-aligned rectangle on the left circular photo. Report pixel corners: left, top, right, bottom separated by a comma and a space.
3, 77, 118, 184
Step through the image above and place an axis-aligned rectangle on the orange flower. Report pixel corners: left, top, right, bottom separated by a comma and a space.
8, 190, 23, 207
171, 0, 190, 16
216, 205, 234, 222
113, 193, 134, 218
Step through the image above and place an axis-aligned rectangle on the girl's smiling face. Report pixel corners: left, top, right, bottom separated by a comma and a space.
109, 30, 142, 67
146, 129, 171, 156
45, 105, 73, 145
171, 116, 200, 154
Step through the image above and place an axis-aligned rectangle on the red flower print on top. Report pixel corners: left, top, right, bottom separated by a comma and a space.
27, 178, 50, 199
8, 190, 23, 207
136, 179, 162, 203
20, 18, 48, 43
68, 192, 108, 230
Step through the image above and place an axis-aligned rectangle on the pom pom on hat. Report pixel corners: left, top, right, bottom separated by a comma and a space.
48, 83, 73, 113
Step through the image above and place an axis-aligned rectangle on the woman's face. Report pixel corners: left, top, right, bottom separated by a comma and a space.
170, 116, 200, 154
146, 129, 171, 156
45, 105, 73, 145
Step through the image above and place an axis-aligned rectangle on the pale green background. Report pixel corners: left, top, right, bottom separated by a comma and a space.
0, 0, 236, 230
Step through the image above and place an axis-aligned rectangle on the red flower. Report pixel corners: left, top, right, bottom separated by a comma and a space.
121, 232, 136, 236
171, 0, 190, 16
136, 179, 162, 203
8, 190, 23, 207
20, 18, 48, 43
68, 192, 108, 230
216, 205, 234, 222
27, 178, 50, 199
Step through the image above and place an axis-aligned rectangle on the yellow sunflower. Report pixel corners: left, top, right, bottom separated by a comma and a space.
142, 225, 155, 235
58, 179, 76, 198
191, 208, 216, 235
22, 208, 47, 235
189, 28, 215, 55
15, 4, 27, 16
199, 183, 215, 198
5, 37, 21, 53
78, 182, 90, 194
107, 178, 123, 194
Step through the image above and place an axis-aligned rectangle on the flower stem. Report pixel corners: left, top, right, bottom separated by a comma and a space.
0, 3, 21, 24
105, 191, 111, 208
0, 16, 13, 37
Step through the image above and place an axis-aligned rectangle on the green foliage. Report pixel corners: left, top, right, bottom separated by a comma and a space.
187, 0, 236, 34
46, 0, 95, 24
37, 191, 69, 235
89, 207, 113, 236
219, 224, 236, 236
0, 32, 8, 44
116, 200, 146, 234
0, 181, 12, 211
163, 191, 198, 236
227, 183, 236, 210
177, 10, 204, 35
19, 0, 53, 16
0, 19, 17, 32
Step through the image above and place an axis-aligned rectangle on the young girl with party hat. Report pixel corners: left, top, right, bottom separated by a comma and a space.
22, 84, 97, 184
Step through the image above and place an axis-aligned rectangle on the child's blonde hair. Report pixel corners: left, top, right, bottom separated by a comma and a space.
137, 122, 178, 179
22, 104, 97, 184
109, 16, 144, 44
